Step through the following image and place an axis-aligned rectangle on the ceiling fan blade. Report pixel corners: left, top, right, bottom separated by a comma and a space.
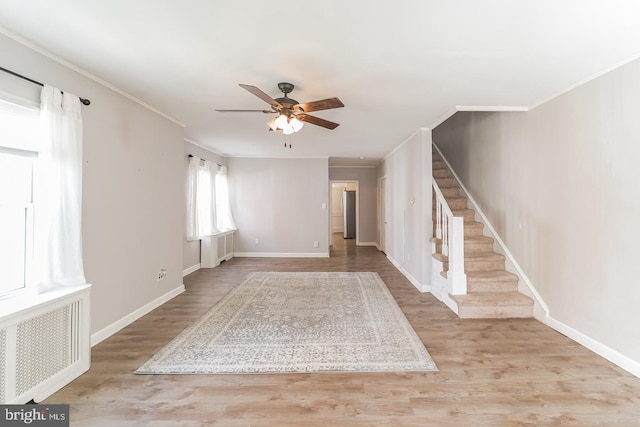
215, 109, 275, 113
239, 84, 282, 108
297, 97, 344, 113
297, 113, 340, 130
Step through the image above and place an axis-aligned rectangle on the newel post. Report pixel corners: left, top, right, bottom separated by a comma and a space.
448, 216, 467, 295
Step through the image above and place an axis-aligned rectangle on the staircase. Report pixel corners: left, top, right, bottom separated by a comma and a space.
432, 149, 533, 319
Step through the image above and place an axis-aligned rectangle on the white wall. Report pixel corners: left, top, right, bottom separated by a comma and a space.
377, 129, 432, 290
0, 33, 185, 340
228, 157, 329, 256
433, 57, 640, 374
182, 141, 226, 273
329, 167, 378, 244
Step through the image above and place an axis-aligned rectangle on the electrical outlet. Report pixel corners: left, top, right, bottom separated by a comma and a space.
157, 268, 167, 281
314, 241, 319, 248
255, 238, 260, 245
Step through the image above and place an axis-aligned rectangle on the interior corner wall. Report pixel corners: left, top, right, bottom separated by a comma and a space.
432, 57, 640, 369
0, 33, 185, 338
328, 167, 378, 244
227, 157, 330, 256
182, 141, 226, 272
377, 129, 432, 289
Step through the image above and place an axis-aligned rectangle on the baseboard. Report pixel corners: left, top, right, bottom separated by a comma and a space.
357, 241, 378, 247
547, 317, 640, 378
432, 143, 549, 320
234, 252, 330, 258
183, 263, 200, 277
387, 255, 430, 293
90, 284, 186, 347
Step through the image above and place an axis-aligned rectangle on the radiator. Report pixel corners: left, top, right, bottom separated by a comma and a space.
0, 284, 90, 404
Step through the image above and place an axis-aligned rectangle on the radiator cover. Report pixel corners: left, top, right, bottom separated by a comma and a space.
0, 285, 90, 403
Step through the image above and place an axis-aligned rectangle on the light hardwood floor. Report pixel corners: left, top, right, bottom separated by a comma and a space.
46, 235, 640, 426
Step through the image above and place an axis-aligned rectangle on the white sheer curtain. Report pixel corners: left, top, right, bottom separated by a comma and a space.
34, 85, 86, 293
215, 165, 237, 232
186, 156, 219, 240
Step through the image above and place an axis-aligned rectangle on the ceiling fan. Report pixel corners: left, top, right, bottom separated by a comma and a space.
216, 82, 344, 134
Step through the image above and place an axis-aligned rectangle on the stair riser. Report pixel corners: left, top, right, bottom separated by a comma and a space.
438, 187, 462, 198
431, 208, 474, 221
433, 225, 484, 237
435, 177, 456, 187
464, 242, 494, 252
464, 259, 505, 272
434, 242, 493, 253
433, 169, 451, 178
467, 281, 519, 293
447, 199, 467, 210
457, 210, 475, 221
464, 225, 484, 236
441, 258, 505, 272
457, 305, 533, 319
433, 161, 447, 169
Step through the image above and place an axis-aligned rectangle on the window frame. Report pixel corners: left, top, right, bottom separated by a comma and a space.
0, 109, 40, 299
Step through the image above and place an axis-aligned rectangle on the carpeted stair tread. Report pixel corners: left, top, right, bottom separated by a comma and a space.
465, 270, 519, 292
438, 187, 462, 197
450, 291, 533, 307
435, 177, 457, 187
432, 160, 447, 170
453, 209, 475, 220
446, 197, 468, 209
463, 221, 484, 236
433, 168, 452, 178
464, 235, 494, 244
432, 236, 493, 253
466, 270, 519, 282
465, 252, 504, 262
434, 221, 484, 237
463, 252, 505, 272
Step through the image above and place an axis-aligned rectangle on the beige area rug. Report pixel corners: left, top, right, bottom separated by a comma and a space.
135, 272, 437, 374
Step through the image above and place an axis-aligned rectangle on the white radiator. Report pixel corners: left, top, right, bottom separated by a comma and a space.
0, 284, 90, 404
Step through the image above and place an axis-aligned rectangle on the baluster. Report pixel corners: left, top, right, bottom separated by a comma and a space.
435, 198, 442, 240
442, 214, 449, 257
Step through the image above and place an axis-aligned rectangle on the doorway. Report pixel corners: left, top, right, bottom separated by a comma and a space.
329, 180, 359, 247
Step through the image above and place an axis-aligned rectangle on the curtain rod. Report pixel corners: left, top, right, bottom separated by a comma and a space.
188, 154, 222, 167
0, 66, 91, 106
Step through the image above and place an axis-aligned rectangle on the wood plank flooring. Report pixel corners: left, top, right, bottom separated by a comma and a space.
46, 235, 640, 426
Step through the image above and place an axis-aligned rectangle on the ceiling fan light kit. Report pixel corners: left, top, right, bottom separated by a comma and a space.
216, 82, 344, 136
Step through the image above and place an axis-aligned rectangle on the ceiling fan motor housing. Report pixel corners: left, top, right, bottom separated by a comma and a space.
275, 82, 299, 108
277, 82, 295, 94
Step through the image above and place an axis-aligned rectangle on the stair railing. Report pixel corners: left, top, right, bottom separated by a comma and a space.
432, 178, 467, 295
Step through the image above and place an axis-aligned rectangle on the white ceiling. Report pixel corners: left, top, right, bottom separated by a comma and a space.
1, 1, 640, 165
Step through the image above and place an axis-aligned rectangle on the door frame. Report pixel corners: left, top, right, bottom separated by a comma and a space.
379, 176, 388, 254
328, 180, 360, 248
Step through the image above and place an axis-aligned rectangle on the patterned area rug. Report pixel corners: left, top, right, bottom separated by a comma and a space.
135, 272, 437, 374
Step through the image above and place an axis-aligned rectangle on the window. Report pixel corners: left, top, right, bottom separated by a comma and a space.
0, 99, 42, 297
186, 157, 236, 241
